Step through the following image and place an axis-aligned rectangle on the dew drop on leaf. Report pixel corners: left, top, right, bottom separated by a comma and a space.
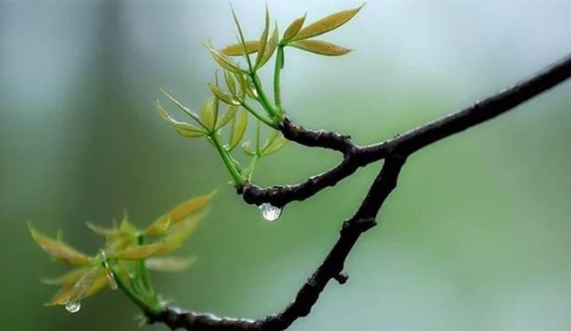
259, 203, 281, 222
65, 301, 81, 314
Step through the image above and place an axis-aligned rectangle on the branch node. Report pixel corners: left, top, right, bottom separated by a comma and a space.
333, 272, 349, 284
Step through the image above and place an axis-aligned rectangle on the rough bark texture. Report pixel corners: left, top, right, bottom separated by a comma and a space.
151, 53, 571, 330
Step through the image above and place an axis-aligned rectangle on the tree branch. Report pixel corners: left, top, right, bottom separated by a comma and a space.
149, 157, 406, 331
239, 53, 571, 207
150, 53, 571, 331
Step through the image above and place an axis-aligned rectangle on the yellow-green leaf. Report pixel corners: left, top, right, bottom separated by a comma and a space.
200, 97, 217, 129
245, 76, 259, 99
290, 39, 351, 56
157, 101, 206, 137
255, 6, 270, 69
165, 191, 216, 226
230, 108, 248, 150
283, 13, 306, 41
146, 256, 196, 272
234, 72, 247, 99
157, 213, 205, 254
60, 267, 100, 306
114, 243, 164, 260
264, 129, 280, 148
221, 41, 260, 56
258, 23, 279, 69
292, 4, 364, 41
42, 268, 91, 287
119, 211, 137, 235
86, 222, 120, 237
144, 216, 172, 237
241, 141, 256, 156
262, 136, 287, 155
209, 83, 240, 106
224, 70, 237, 96
161, 88, 201, 122
175, 124, 207, 138
216, 105, 238, 130
208, 47, 241, 73
28, 223, 92, 265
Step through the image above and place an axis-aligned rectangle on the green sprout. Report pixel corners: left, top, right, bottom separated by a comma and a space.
157, 4, 364, 186
28, 191, 215, 315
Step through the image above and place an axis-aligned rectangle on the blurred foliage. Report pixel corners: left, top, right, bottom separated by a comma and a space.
1, 1, 571, 331
29, 192, 212, 316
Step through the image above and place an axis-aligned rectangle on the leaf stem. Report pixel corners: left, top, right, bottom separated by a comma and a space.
240, 101, 278, 129
273, 46, 284, 110
250, 72, 278, 118
111, 267, 160, 314
137, 234, 153, 295
210, 134, 244, 186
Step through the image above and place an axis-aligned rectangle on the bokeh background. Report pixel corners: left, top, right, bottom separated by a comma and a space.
1, 1, 571, 330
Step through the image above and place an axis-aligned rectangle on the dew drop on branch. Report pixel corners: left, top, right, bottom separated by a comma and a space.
65, 301, 81, 313
259, 203, 282, 222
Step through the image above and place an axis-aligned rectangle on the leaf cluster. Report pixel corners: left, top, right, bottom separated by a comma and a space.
29, 192, 214, 314
157, 4, 364, 186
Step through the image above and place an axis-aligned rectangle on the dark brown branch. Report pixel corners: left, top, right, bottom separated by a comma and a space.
239, 53, 571, 207
150, 53, 571, 331
149, 157, 407, 331
280, 117, 358, 156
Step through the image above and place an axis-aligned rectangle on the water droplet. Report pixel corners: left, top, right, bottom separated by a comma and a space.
105, 270, 118, 290
65, 301, 81, 314
259, 203, 281, 222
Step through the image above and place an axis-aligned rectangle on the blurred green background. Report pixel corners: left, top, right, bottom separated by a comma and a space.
1, 1, 571, 330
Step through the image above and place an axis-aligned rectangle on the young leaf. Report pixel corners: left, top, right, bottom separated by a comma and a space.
157, 213, 205, 254
42, 268, 91, 287
245, 76, 259, 99
258, 23, 279, 69
282, 13, 307, 41
216, 105, 238, 130
200, 97, 217, 130
28, 223, 92, 265
209, 83, 240, 106
114, 243, 164, 260
86, 222, 120, 237
144, 216, 172, 237
221, 41, 260, 56
230, 5, 253, 70
229, 108, 248, 150
162, 191, 216, 226
119, 211, 137, 235
146, 256, 196, 272
208, 47, 241, 73
160, 88, 201, 123
46, 268, 106, 306
157, 101, 207, 137
241, 141, 256, 156
64, 267, 100, 306
262, 136, 287, 155
292, 4, 364, 41
234, 72, 247, 99
265, 129, 280, 145
290, 39, 351, 56
254, 6, 270, 70
175, 125, 207, 138
224, 70, 237, 96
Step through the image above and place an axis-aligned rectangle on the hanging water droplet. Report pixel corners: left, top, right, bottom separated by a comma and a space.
259, 203, 281, 222
65, 301, 81, 313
